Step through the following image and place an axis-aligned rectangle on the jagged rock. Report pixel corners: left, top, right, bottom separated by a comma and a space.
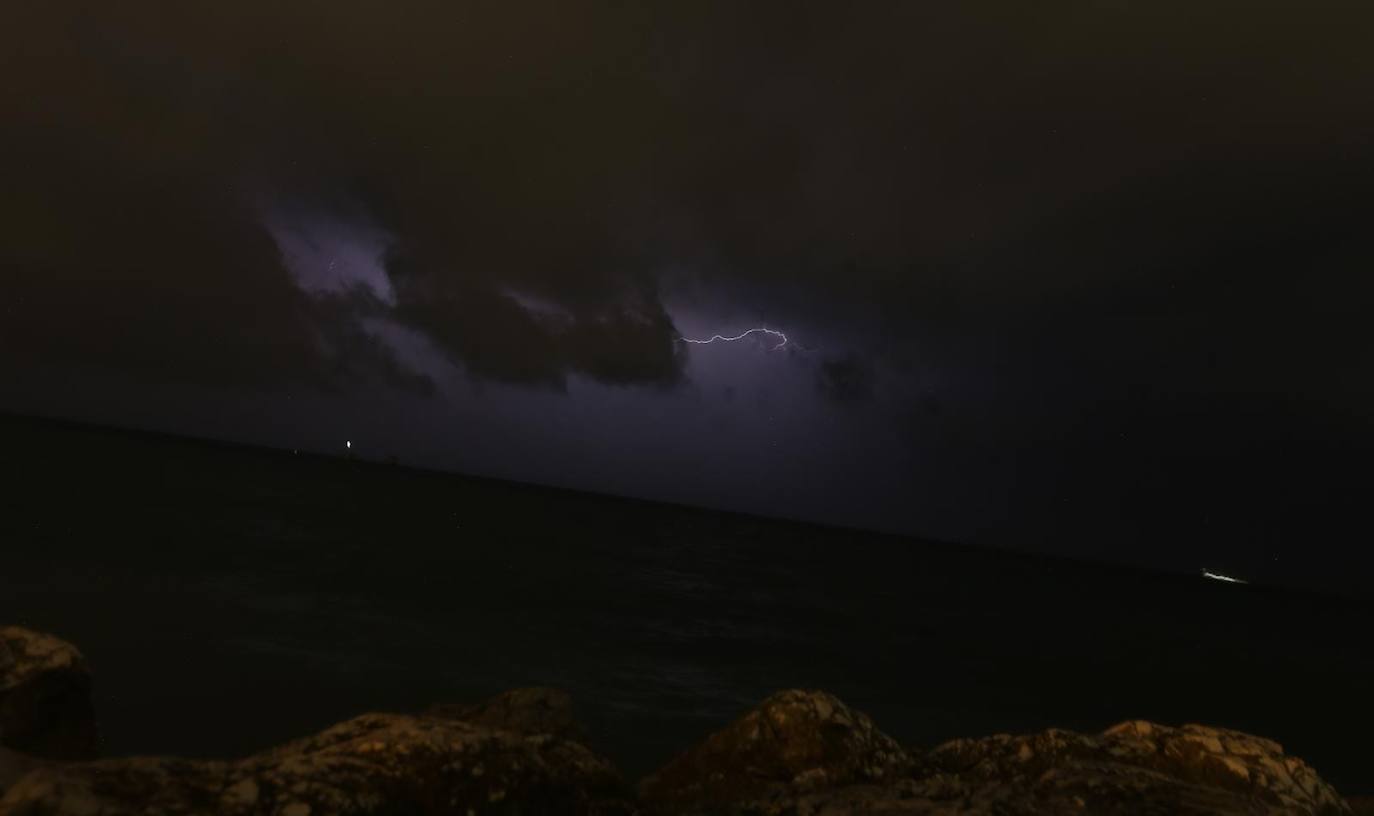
0, 712, 634, 816
426, 686, 583, 740
0, 628, 97, 760
0, 647, 1357, 816
638, 689, 911, 812
916, 719, 1351, 815
747, 720, 1356, 815
639, 691, 1352, 816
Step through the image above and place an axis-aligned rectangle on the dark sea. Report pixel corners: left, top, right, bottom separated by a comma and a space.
3, 414, 1371, 796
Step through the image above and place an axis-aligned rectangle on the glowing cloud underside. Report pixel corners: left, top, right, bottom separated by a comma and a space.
679, 328, 790, 351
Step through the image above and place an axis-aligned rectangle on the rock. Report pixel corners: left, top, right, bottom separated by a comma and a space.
0, 748, 41, 797
638, 689, 912, 813
0, 711, 633, 816
907, 718, 1352, 815
426, 686, 584, 740
639, 691, 1351, 816
0, 650, 1356, 816
1348, 795, 1374, 816
0, 628, 97, 760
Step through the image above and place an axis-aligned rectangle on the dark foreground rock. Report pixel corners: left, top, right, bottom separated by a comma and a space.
639, 696, 1352, 815
0, 712, 633, 816
0, 627, 1358, 815
0, 628, 97, 761
0, 749, 40, 797
912, 718, 1351, 815
639, 689, 913, 812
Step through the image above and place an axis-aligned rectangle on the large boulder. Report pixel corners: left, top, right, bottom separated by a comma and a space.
637, 690, 1352, 816
920, 719, 1350, 815
0, 628, 97, 760
638, 689, 912, 812
743, 718, 1353, 816
0, 711, 633, 816
426, 686, 583, 741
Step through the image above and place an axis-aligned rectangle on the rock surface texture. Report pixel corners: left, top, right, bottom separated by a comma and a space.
0, 712, 633, 815
0, 628, 98, 761
0, 628, 1359, 815
911, 719, 1352, 816
639, 700, 1353, 815
638, 689, 913, 812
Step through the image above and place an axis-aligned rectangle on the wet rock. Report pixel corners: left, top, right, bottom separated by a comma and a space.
426, 686, 583, 740
0, 712, 634, 815
0, 628, 97, 760
638, 689, 911, 813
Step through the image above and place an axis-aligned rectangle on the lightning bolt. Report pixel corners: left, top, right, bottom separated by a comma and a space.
678, 327, 799, 352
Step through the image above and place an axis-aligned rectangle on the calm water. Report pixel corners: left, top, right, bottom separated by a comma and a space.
3, 416, 1372, 795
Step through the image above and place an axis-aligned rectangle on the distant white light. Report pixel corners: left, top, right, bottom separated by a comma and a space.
346, 441, 351, 449
1201, 569, 1247, 584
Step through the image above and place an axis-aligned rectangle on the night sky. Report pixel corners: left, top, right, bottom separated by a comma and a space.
4, 2, 1373, 593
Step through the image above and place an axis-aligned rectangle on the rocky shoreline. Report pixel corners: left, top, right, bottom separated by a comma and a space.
1, 626, 1361, 815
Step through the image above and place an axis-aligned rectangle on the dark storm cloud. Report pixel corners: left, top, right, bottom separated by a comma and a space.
816, 354, 873, 403
3, 1, 1373, 408
4, 0, 1374, 593
0, 157, 426, 397
309, 292, 438, 397
1, 2, 690, 391
385, 245, 684, 389
0, 155, 324, 387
